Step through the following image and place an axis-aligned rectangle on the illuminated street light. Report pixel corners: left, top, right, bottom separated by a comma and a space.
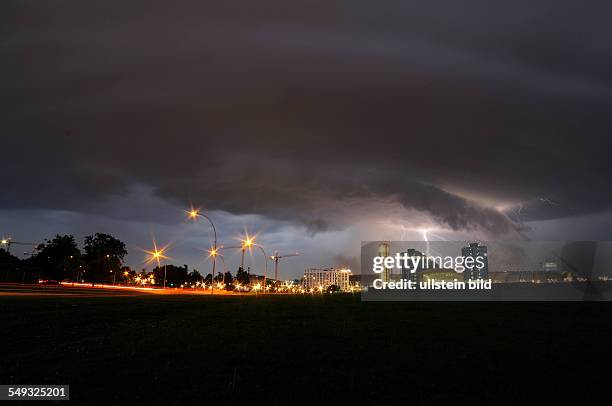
0, 237, 36, 255
187, 207, 217, 295
239, 233, 256, 272
145, 241, 169, 288
232, 235, 269, 292
206, 246, 223, 294
232, 240, 269, 292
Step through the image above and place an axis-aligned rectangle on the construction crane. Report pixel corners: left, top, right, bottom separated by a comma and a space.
270, 251, 299, 282
1, 238, 38, 255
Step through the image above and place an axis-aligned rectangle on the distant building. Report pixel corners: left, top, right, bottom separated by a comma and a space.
378, 242, 392, 283
401, 248, 424, 284
302, 268, 352, 291
249, 274, 266, 284
541, 260, 558, 272
462, 242, 489, 280
421, 268, 463, 283
349, 274, 377, 289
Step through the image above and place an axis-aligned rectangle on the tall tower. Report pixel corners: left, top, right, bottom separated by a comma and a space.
378, 242, 392, 283
401, 248, 424, 284
462, 242, 488, 280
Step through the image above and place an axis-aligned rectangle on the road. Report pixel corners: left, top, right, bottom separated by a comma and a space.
0, 283, 152, 297
0, 283, 239, 297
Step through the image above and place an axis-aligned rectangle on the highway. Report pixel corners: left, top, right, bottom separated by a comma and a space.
0, 283, 241, 297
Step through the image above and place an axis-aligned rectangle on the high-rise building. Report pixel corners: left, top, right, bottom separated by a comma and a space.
378, 242, 392, 283
541, 260, 558, 272
401, 248, 424, 284
302, 268, 352, 291
462, 242, 488, 280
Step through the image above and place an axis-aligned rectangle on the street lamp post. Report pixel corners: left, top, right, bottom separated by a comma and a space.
240, 236, 254, 273
146, 243, 168, 289
1, 238, 37, 255
188, 208, 218, 295
208, 248, 218, 295
256, 245, 269, 292
241, 247, 245, 272
74, 265, 83, 285
230, 238, 268, 293
218, 254, 228, 284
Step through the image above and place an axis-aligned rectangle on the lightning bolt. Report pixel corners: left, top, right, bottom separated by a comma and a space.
399, 225, 410, 241
537, 197, 560, 206
421, 229, 430, 256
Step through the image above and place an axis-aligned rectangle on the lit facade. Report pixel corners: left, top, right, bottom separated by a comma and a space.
378, 242, 391, 283
462, 242, 489, 280
401, 248, 424, 284
302, 268, 352, 291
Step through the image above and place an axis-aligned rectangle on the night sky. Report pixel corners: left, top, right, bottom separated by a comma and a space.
2, 1, 612, 278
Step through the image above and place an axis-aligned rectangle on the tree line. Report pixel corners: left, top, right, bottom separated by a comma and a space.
0, 233, 250, 289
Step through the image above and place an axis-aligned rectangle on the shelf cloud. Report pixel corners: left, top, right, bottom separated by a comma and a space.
2, 0, 611, 240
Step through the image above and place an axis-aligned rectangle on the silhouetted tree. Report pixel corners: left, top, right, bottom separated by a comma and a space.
152, 264, 188, 287
31, 235, 81, 281
83, 233, 127, 283
235, 266, 250, 286
186, 269, 203, 284
223, 271, 233, 285
0, 248, 21, 282
203, 273, 213, 285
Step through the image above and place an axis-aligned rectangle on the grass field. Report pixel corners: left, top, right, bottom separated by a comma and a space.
2, 286, 612, 404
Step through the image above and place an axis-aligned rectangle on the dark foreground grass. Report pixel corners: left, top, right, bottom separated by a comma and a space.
1, 293, 611, 405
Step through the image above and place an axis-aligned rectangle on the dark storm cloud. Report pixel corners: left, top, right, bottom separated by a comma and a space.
1, 0, 611, 233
